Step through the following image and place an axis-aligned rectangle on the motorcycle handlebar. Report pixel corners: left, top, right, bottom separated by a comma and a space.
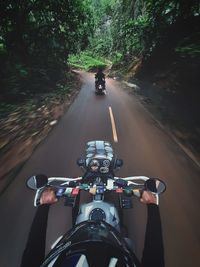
45, 176, 161, 197
27, 175, 166, 206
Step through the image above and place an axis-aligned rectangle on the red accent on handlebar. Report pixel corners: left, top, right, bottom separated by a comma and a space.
72, 188, 80, 195
116, 188, 123, 193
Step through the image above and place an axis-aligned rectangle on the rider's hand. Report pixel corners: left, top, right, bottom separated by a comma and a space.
40, 187, 58, 205
140, 191, 158, 205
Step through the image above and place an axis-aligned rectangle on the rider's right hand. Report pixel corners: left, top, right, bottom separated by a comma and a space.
40, 187, 58, 205
140, 191, 158, 205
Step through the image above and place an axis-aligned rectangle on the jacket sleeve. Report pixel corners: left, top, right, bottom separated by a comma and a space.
141, 204, 165, 267
20, 204, 50, 267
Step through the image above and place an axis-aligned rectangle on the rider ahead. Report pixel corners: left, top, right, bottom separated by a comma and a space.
95, 68, 106, 90
20, 188, 164, 267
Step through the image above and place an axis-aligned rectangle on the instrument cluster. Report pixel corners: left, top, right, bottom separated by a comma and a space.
89, 158, 111, 174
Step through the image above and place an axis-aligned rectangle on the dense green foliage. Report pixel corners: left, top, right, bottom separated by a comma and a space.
87, 0, 200, 62
1, 0, 200, 104
0, 0, 93, 102
69, 52, 109, 71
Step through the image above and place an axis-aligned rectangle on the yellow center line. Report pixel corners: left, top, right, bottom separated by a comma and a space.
109, 106, 118, 143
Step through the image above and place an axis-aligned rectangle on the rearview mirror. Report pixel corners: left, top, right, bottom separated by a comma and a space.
144, 178, 166, 194
27, 174, 48, 190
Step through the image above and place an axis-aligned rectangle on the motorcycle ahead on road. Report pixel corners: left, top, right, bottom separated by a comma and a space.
95, 83, 106, 95
27, 140, 166, 267
95, 79, 106, 95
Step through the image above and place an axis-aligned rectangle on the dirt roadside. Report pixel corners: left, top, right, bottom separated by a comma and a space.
0, 72, 82, 195
122, 80, 200, 168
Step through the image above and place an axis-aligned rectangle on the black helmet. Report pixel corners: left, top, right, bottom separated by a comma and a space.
41, 221, 140, 267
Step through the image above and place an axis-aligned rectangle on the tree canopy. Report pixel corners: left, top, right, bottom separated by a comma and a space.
0, 0, 93, 101
87, 0, 200, 61
1, 0, 199, 102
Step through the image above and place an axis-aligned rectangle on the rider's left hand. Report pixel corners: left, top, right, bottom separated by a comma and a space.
40, 187, 58, 205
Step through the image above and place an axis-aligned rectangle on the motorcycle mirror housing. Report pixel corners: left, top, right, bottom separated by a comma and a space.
27, 174, 48, 190
115, 159, 123, 169
77, 158, 85, 168
144, 178, 166, 194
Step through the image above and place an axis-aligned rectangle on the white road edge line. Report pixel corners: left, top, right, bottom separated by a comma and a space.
109, 106, 118, 143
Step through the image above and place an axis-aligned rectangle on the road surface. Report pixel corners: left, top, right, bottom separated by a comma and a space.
0, 71, 200, 267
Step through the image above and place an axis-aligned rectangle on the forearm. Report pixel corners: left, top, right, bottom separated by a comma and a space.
20, 204, 50, 267
141, 204, 165, 267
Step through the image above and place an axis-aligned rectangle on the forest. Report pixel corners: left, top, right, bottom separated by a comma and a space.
1, 0, 199, 105
0, 2, 200, 265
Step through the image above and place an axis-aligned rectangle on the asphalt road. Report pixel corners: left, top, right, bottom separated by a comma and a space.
0, 71, 200, 267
